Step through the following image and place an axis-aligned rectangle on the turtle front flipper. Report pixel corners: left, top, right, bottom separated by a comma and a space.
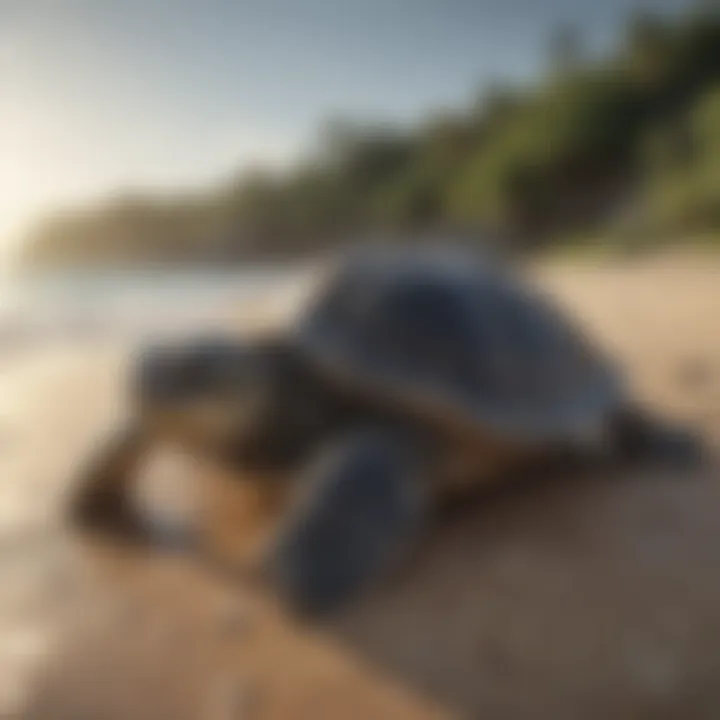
266, 428, 432, 616
67, 421, 149, 540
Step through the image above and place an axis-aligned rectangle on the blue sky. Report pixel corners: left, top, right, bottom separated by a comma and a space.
0, 0, 690, 248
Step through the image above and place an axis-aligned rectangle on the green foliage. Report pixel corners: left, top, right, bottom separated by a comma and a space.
20, 6, 720, 268
633, 85, 720, 239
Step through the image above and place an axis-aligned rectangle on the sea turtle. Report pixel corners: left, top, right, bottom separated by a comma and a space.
68, 246, 700, 615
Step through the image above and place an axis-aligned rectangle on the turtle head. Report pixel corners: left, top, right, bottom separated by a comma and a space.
131, 334, 329, 467
132, 335, 271, 453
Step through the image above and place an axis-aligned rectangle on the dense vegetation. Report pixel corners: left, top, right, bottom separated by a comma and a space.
21, 6, 720, 267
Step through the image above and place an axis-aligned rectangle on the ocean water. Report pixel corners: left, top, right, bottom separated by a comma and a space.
0, 267, 297, 352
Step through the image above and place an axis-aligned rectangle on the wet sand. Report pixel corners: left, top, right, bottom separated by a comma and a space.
2, 255, 719, 719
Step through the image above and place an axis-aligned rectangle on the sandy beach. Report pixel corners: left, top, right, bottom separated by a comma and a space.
1, 254, 719, 719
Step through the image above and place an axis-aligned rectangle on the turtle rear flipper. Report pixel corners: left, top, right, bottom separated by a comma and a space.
267, 428, 431, 616
611, 407, 705, 468
67, 421, 149, 540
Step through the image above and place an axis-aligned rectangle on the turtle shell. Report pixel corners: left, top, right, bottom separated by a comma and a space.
293, 247, 623, 445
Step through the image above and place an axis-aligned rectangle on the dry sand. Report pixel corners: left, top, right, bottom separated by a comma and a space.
1, 254, 719, 719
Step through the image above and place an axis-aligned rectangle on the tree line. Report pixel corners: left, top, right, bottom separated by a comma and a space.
21, 5, 720, 268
